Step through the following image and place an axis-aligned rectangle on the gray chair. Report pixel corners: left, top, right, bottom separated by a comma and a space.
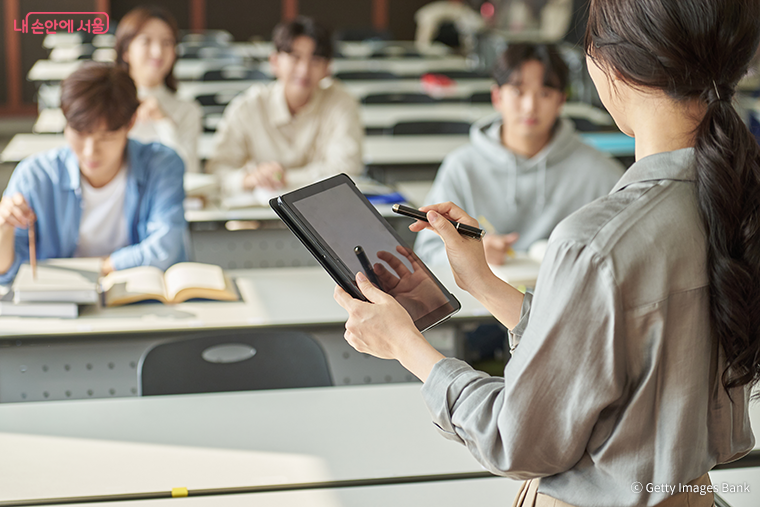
139, 330, 332, 396
391, 120, 471, 136
362, 93, 438, 104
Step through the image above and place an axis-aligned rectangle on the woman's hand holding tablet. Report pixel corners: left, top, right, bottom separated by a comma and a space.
333, 271, 446, 382
270, 174, 461, 332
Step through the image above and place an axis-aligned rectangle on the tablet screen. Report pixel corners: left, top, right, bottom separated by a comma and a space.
284, 177, 459, 330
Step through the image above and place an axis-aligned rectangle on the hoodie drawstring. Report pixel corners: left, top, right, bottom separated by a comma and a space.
535, 158, 547, 212
508, 150, 518, 209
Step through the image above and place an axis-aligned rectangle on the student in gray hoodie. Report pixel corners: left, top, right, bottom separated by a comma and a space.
415, 43, 624, 266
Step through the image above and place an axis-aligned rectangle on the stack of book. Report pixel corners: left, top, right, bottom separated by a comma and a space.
0, 258, 101, 318
0, 259, 240, 318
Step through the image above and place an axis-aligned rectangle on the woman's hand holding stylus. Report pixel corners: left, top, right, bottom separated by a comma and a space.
409, 202, 493, 296
333, 272, 444, 382
410, 201, 526, 330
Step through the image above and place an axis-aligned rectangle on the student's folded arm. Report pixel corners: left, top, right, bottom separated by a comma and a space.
286, 101, 364, 189
109, 152, 187, 271
421, 240, 626, 479
205, 99, 255, 195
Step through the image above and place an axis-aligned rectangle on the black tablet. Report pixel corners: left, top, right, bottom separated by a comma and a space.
270, 174, 460, 332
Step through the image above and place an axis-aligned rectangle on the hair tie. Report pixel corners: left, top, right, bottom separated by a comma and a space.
712, 80, 721, 101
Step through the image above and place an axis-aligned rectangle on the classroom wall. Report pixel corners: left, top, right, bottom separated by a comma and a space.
0, 0, 436, 116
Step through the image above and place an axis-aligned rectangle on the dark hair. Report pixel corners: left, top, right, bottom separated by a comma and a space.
272, 16, 333, 60
585, 0, 760, 393
493, 43, 569, 92
61, 62, 140, 132
114, 5, 179, 92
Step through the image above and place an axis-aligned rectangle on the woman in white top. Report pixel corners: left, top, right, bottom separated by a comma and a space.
115, 6, 202, 173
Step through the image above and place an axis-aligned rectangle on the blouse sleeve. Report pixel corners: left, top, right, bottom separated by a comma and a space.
421, 238, 627, 480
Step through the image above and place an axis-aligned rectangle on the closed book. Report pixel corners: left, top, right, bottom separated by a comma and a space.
12, 258, 101, 304
0, 291, 78, 318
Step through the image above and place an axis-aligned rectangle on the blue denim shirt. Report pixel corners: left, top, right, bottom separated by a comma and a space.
0, 139, 187, 284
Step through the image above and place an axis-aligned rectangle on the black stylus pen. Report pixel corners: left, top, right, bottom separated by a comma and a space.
392, 204, 486, 240
354, 245, 382, 288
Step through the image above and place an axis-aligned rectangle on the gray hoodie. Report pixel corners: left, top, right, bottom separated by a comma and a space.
414, 116, 625, 265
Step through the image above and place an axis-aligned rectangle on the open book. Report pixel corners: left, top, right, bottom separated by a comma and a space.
101, 262, 239, 307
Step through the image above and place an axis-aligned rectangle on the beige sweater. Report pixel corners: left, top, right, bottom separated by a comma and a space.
206, 79, 364, 195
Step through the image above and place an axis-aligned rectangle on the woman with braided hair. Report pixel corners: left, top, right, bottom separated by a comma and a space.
334, 1, 760, 505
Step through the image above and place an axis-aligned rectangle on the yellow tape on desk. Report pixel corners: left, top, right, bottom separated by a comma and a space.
171, 487, 189, 497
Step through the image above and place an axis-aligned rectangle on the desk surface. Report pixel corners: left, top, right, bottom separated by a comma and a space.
36, 79, 494, 111
2, 130, 634, 167
0, 383, 490, 504
0, 262, 538, 338
28, 56, 472, 83
34, 102, 613, 135
1, 131, 634, 166
0, 376, 757, 505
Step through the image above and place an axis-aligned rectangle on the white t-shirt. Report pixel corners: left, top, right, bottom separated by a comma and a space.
74, 166, 130, 258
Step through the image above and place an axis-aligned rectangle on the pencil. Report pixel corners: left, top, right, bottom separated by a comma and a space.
28, 218, 37, 281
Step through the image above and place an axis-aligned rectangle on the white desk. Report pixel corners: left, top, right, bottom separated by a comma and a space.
28, 56, 471, 84
0, 263, 536, 402
0, 383, 521, 505
28, 58, 245, 83
2, 131, 633, 167
0, 264, 536, 337
363, 135, 469, 165
56, 478, 522, 507
0, 379, 757, 506
331, 56, 471, 76
35, 102, 613, 134
36, 78, 493, 111
0, 133, 217, 163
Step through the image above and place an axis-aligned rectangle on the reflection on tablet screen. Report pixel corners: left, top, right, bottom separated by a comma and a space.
291, 183, 449, 322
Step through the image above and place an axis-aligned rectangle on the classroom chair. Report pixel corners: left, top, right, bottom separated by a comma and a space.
139, 330, 333, 396
334, 71, 400, 81
201, 66, 271, 82
194, 90, 244, 115
362, 93, 438, 104
469, 91, 492, 104
428, 69, 491, 80
390, 120, 471, 136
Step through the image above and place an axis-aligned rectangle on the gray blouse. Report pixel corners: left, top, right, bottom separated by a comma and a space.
421, 148, 755, 506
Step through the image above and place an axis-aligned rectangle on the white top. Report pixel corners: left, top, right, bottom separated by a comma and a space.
74, 165, 129, 258
128, 85, 203, 173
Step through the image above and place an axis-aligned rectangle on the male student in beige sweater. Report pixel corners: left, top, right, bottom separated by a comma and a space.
207, 16, 363, 195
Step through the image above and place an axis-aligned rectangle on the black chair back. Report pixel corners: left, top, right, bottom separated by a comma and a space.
139, 330, 333, 396
391, 121, 471, 136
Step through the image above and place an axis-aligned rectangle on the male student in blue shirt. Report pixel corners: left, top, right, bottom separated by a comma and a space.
0, 62, 187, 285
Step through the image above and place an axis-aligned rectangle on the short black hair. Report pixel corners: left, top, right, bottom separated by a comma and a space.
272, 16, 333, 60
493, 43, 569, 92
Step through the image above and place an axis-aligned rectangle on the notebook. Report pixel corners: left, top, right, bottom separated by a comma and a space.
12, 258, 101, 304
